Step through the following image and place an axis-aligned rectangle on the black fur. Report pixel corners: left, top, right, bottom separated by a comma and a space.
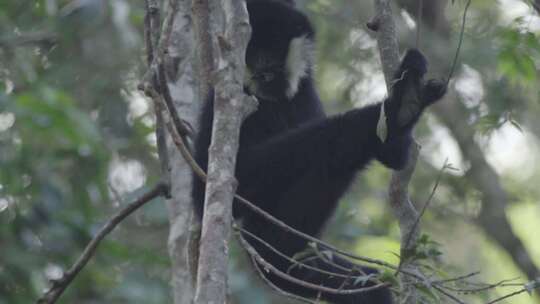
192, 1, 446, 303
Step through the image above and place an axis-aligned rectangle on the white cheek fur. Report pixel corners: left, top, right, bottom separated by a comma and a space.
285, 35, 314, 99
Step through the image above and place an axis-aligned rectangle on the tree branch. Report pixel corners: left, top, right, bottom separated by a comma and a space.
370, 1, 425, 303
532, 0, 540, 15
36, 184, 167, 304
235, 227, 391, 295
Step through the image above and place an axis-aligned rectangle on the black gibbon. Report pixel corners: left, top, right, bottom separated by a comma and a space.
192, 0, 446, 303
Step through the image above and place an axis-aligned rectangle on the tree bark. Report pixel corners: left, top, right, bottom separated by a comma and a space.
163, 1, 200, 303
372, 1, 422, 303
533, 0, 540, 15
192, 1, 256, 303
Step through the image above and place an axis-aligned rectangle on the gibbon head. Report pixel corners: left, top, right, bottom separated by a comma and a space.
245, 0, 315, 101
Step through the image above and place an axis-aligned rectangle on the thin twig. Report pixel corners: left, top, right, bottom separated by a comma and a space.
158, 0, 180, 60
446, 0, 472, 86
36, 184, 167, 304
144, 0, 160, 66
234, 191, 401, 270
236, 229, 391, 295
432, 271, 480, 284
432, 285, 467, 304
485, 287, 533, 304
157, 62, 191, 137
441, 277, 521, 294
160, 103, 206, 180
247, 251, 319, 304
237, 225, 360, 280
401, 158, 448, 257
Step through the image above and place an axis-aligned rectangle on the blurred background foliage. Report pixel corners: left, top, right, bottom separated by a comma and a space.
0, 0, 539, 303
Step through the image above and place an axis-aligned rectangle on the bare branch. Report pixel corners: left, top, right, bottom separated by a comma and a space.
446, 0, 472, 86
158, 0, 180, 60
371, 1, 422, 303
401, 159, 449, 256
236, 228, 391, 295
432, 285, 467, 304
237, 225, 361, 280
144, 0, 161, 66
432, 271, 480, 284
36, 184, 167, 304
485, 285, 537, 304
246, 252, 319, 304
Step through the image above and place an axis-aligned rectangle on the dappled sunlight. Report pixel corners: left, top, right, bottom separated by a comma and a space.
486, 125, 539, 178
108, 157, 147, 196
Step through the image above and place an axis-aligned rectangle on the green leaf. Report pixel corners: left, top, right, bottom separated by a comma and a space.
515, 54, 537, 82
525, 32, 540, 54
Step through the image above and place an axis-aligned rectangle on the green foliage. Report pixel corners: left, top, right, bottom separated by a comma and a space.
0, 1, 169, 303
497, 28, 540, 86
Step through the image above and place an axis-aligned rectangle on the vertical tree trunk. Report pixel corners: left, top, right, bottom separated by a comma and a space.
164, 1, 200, 303
372, 1, 423, 303
192, 1, 256, 303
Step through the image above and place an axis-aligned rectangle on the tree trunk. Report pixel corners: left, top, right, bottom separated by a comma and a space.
164, 1, 200, 303
372, 1, 423, 303
192, 1, 256, 303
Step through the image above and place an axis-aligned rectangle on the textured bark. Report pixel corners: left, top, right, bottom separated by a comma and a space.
163, 1, 200, 303
398, 0, 540, 290
192, 1, 256, 304
373, 0, 400, 88
372, 1, 421, 303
